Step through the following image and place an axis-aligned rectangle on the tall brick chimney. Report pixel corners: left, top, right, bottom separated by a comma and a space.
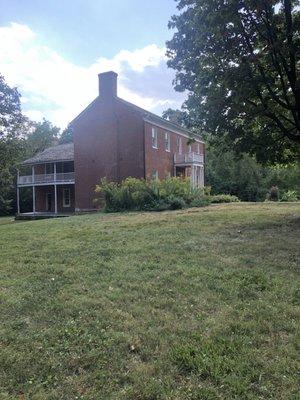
98, 71, 118, 98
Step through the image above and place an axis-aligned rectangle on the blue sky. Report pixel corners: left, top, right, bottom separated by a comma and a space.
0, 0, 185, 128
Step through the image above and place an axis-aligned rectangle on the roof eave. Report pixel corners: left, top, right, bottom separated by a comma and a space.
143, 117, 204, 143
22, 158, 74, 166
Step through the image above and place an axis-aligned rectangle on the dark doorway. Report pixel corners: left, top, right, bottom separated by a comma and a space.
175, 166, 186, 178
46, 193, 52, 212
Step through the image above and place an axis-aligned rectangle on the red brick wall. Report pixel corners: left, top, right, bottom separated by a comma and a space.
115, 100, 145, 181
144, 122, 204, 179
73, 98, 146, 211
73, 97, 119, 211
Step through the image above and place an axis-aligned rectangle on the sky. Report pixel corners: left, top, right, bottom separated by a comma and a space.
0, 0, 185, 129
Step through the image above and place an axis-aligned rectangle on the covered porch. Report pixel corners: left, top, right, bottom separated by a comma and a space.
174, 152, 204, 188
16, 143, 75, 217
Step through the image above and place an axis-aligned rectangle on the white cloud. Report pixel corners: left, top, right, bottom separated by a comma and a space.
0, 22, 185, 129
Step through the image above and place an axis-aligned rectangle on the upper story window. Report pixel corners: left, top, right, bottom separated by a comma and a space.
196, 143, 200, 154
165, 132, 170, 152
176, 137, 182, 154
151, 127, 158, 149
188, 144, 192, 153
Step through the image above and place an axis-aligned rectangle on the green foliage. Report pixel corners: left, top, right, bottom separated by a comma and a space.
59, 125, 73, 144
210, 194, 240, 204
280, 190, 299, 202
0, 75, 25, 215
161, 108, 187, 127
0, 74, 65, 215
266, 186, 280, 202
0, 74, 24, 138
95, 177, 208, 212
24, 119, 59, 157
167, 0, 300, 164
190, 196, 211, 208
205, 147, 300, 201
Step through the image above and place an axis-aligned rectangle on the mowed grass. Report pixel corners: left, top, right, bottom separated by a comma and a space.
0, 203, 299, 400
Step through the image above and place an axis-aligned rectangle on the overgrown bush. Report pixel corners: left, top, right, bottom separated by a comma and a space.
280, 190, 299, 202
266, 186, 279, 202
95, 177, 210, 212
210, 194, 240, 203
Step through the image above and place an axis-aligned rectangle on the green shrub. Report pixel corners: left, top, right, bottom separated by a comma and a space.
95, 177, 210, 212
210, 194, 240, 203
280, 190, 299, 202
266, 186, 279, 202
165, 195, 186, 210
190, 196, 211, 207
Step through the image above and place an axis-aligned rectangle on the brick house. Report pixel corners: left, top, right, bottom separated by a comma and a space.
17, 71, 205, 215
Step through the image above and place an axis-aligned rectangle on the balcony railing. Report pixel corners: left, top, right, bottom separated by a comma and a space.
18, 172, 75, 186
174, 152, 204, 165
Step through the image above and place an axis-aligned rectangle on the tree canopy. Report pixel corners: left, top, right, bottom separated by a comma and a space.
167, 0, 300, 164
0, 75, 65, 214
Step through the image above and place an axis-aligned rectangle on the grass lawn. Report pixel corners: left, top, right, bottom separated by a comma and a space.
0, 203, 299, 399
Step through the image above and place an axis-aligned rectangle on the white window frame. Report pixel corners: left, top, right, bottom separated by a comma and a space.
151, 127, 158, 149
177, 137, 182, 155
63, 188, 71, 207
152, 170, 158, 180
165, 132, 170, 152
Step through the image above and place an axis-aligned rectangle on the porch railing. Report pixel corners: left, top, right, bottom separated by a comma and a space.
18, 172, 75, 185
174, 152, 204, 164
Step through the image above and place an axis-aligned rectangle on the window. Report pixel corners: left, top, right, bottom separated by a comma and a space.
176, 137, 182, 154
151, 127, 158, 148
152, 170, 158, 180
196, 143, 200, 154
188, 144, 192, 153
164, 132, 170, 152
45, 163, 54, 174
63, 188, 71, 207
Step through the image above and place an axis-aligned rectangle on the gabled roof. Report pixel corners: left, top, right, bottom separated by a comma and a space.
116, 98, 204, 143
22, 143, 74, 165
70, 95, 204, 143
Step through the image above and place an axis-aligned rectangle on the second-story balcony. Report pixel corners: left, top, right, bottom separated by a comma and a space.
174, 152, 204, 165
18, 172, 75, 186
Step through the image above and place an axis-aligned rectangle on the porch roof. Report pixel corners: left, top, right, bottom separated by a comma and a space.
22, 143, 74, 165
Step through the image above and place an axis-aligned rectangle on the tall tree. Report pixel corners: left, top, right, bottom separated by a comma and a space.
0, 75, 25, 214
162, 108, 188, 126
59, 125, 73, 144
167, 0, 300, 163
25, 119, 60, 158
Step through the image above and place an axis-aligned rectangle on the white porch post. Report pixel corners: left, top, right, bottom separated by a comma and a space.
200, 166, 204, 187
32, 166, 36, 214
191, 165, 195, 188
17, 170, 20, 214
54, 163, 57, 214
